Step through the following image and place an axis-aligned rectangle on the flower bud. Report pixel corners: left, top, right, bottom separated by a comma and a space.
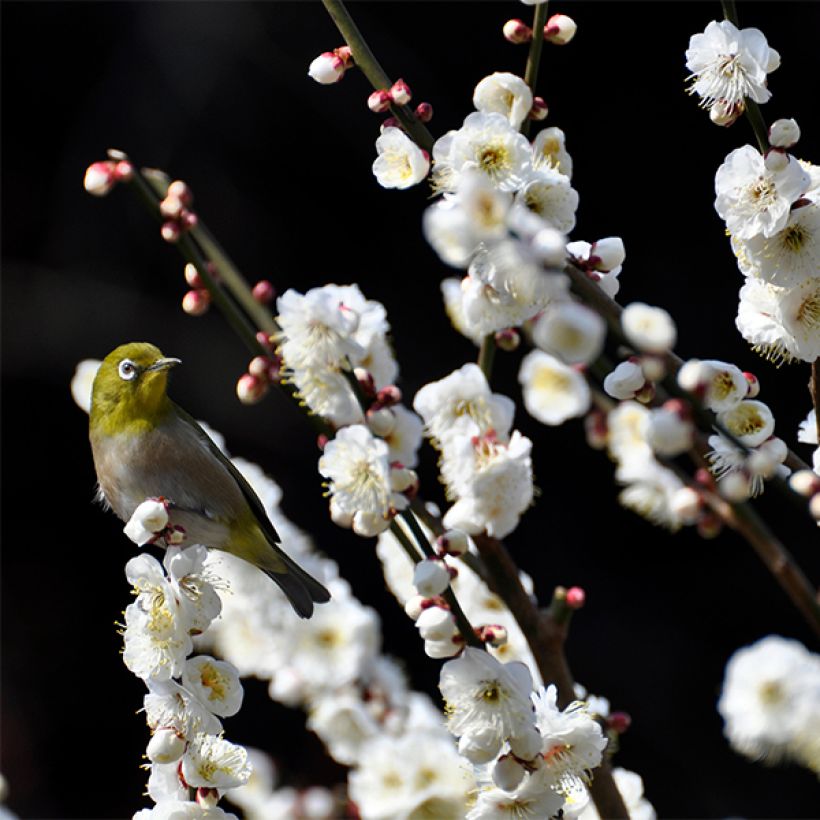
368, 89, 393, 113
478, 624, 508, 647
352, 510, 390, 537
603, 360, 645, 400
184, 263, 204, 289
390, 465, 417, 493
308, 51, 346, 84
182, 289, 210, 316
789, 469, 820, 497
589, 237, 625, 272
354, 367, 376, 398
248, 355, 272, 379
167, 180, 193, 205
645, 405, 693, 457
742, 371, 760, 398
584, 408, 608, 450
640, 354, 667, 383
607, 712, 632, 734
809, 493, 820, 522
252, 279, 275, 304
503, 18, 532, 44
376, 385, 402, 406
709, 99, 743, 127
508, 726, 542, 761
160, 195, 184, 219
124, 498, 169, 546
196, 788, 220, 809
634, 382, 656, 404
543, 14, 577, 45
719, 471, 751, 503
236, 373, 267, 405
84, 161, 117, 196
565, 586, 585, 609
746, 447, 778, 479
769, 118, 800, 149
493, 754, 526, 792
404, 594, 425, 621
414, 559, 451, 597
436, 529, 469, 557
416, 606, 457, 641
621, 302, 677, 354
531, 226, 566, 267
494, 328, 520, 351
670, 486, 701, 524
425, 637, 462, 659
146, 728, 185, 764
380, 117, 400, 132
529, 97, 549, 121
160, 221, 181, 243
367, 406, 397, 437
415, 102, 433, 122
390, 78, 412, 106
764, 149, 789, 173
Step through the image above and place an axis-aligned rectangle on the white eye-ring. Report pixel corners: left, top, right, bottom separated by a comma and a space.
118, 359, 139, 381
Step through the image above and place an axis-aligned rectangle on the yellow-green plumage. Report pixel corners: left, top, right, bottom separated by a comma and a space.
89, 342, 330, 618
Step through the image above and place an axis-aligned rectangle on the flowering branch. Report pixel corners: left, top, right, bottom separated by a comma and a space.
521, 1, 549, 139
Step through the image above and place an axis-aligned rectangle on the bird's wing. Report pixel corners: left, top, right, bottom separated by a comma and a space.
171, 403, 283, 546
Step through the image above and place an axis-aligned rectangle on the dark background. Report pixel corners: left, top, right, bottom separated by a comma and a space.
2, 1, 819, 817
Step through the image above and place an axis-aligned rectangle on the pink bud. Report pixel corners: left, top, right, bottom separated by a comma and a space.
503, 18, 533, 44
256, 331, 275, 352
543, 13, 577, 45
308, 51, 346, 85
415, 102, 433, 122
184, 263, 204, 289
566, 586, 585, 609
381, 116, 400, 131
376, 385, 402, 406
113, 161, 134, 182
84, 161, 117, 196
248, 355, 272, 379
478, 624, 508, 647
252, 279, 276, 304
336, 45, 353, 67
368, 89, 393, 113
181, 289, 210, 316
354, 367, 376, 397
742, 371, 760, 398
161, 221, 181, 243
663, 398, 690, 420
180, 209, 198, 230
160, 196, 184, 219
390, 78, 412, 106
694, 468, 716, 490
316, 434, 329, 451
167, 180, 193, 205
584, 409, 608, 450
529, 96, 549, 121
494, 328, 520, 351
236, 373, 267, 404
607, 712, 631, 734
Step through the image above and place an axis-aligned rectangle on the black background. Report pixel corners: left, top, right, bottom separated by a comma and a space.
2, 1, 819, 817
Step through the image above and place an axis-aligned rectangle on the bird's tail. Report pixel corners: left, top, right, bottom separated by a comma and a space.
261, 547, 331, 619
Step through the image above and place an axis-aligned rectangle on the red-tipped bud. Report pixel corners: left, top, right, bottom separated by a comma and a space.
769, 118, 800, 149
742, 371, 760, 398
248, 355, 272, 380
308, 51, 347, 85
436, 529, 469, 557
503, 18, 533, 44
113, 160, 134, 182
354, 367, 377, 398
184, 263, 204, 289
336, 45, 353, 66
196, 788, 219, 809
84, 161, 117, 196
415, 102, 433, 122
252, 279, 276, 304
180, 209, 198, 230
543, 13, 577, 45
376, 385, 402, 407
381, 116, 400, 131
565, 586, 586, 609
256, 331, 275, 352
367, 406, 396, 437
368, 89, 393, 113
390, 465, 418, 494
494, 328, 520, 352
161, 221, 181, 243
663, 398, 691, 421
529, 97, 549, 121
236, 373, 267, 404
167, 180, 193, 205
160, 196, 185, 219
390, 78, 412, 106
694, 468, 716, 489
607, 712, 632, 734
478, 624, 509, 647
697, 511, 723, 539
181, 289, 210, 316
789, 469, 820, 497
584, 409, 608, 451
316, 434, 329, 451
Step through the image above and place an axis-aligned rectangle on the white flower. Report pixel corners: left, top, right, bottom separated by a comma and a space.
718, 635, 820, 765
607, 401, 651, 463
715, 145, 810, 240
531, 301, 606, 365
413, 363, 515, 446
515, 169, 579, 233
518, 350, 590, 426
467, 781, 565, 820
413, 559, 451, 597
71, 358, 101, 413
181, 733, 252, 790
686, 20, 780, 111
123, 499, 169, 546
182, 656, 243, 718
319, 424, 407, 536
643, 406, 693, 457
621, 302, 677, 353
530, 127, 572, 178
443, 430, 534, 539
307, 690, 381, 766
381, 404, 424, 468
733, 202, 820, 287
603, 360, 645, 401
372, 127, 430, 190
441, 277, 485, 345
164, 546, 222, 634
737, 275, 820, 364
144, 678, 222, 738
567, 239, 623, 298
146, 728, 186, 764
440, 648, 536, 763
433, 112, 531, 193
616, 454, 688, 531
532, 685, 607, 794
473, 72, 533, 130
706, 434, 787, 497
678, 359, 749, 412
717, 399, 775, 447
798, 409, 818, 445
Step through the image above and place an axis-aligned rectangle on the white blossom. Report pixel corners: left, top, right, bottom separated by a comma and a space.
441, 277, 486, 345
164, 546, 222, 634
473, 72, 533, 130
717, 399, 775, 447
515, 169, 579, 233
531, 301, 606, 365
143, 679, 222, 738
124, 499, 169, 546
518, 350, 590, 425
71, 358, 101, 413
372, 127, 430, 190
181, 733, 252, 790
643, 406, 693, 457
307, 690, 382, 766
182, 656, 243, 718
567, 240, 623, 298
467, 781, 565, 820
798, 409, 818, 445
715, 145, 810, 240
621, 302, 677, 353
678, 359, 749, 412
531, 126, 573, 178
603, 360, 645, 401
382, 404, 424, 468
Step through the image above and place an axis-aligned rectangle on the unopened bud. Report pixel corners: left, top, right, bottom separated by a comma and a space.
529, 96, 549, 121
478, 624, 508, 647
184, 263, 204, 289
769, 118, 800, 149
367, 406, 397, 437
493, 754, 526, 792
590, 236, 626, 272
640, 355, 667, 383
390, 465, 417, 493
603, 359, 645, 400
694, 467, 716, 490
182, 289, 210, 316
584, 408, 608, 450
160, 196, 184, 219
543, 14, 577, 45
503, 18, 533, 44
416, 606, 457, 641
146, 728, 185, 764
390, 78, 412, 106
415, 102, 433, 122
697, 511, 723, 539
746, 448, 778, 479
809, 493, 820, 521
531, 226, 566, 267
308, 51, 346, 85
161, 221, 181, 243
742, 371, 760, 398
165, 525, 186, 546
425, 637, 462, 659
368, 89, 393, 113
256, 331, 275, 352
380, 117, 400, 132
113, 160, 134, 182
180, 209, 198, 230
167, 180, 193, 205
236, 372, 267, 405
84, 161, 117, 196
719, 471, 751, 503
248, 355, 272, 380
196, 788, 220, 809
414, 559, 451, 597
354, 367, 376, 398
436, 529, 469, 557
607, 712, 632, 734
670, 486, 701, 524
376, 385, 402, 406
565, 586, 585, 609
709, 99, 743, 127
404, 594, 425, 621
252, 279, 275, 304
764, 149, 789, 174
494, 328, 520, 351
789, 469, 820, 497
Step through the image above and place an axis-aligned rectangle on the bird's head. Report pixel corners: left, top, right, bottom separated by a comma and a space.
90, 342, 181, 434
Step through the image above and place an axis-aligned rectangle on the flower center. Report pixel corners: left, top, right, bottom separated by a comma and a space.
759, 680, 784, 705
747, 176, 777, 210
477, 142, 510, 176
725, 405, 766, 437
781, 222, 807, 253
480, 681, 502, 703
532, 367, 572, 394
796, 289, 820, 330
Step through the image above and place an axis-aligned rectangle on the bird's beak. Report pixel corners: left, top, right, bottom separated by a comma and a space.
146, 357, 182, 372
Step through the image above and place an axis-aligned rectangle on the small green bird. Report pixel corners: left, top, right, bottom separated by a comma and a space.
89, 341, 330, 618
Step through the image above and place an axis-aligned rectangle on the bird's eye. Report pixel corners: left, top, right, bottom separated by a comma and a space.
118, 359, 139, 381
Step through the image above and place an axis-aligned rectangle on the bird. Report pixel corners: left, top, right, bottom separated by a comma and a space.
89, 341, 330, 618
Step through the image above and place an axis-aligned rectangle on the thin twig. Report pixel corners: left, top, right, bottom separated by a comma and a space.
521, 1, 550, 139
